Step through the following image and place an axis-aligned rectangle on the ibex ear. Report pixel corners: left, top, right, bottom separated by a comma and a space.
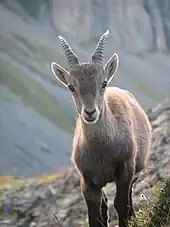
51, 62, 69, 87
104, 53, 119, 83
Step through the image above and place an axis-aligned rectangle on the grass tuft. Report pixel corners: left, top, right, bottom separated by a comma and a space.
128, 178, 170, 227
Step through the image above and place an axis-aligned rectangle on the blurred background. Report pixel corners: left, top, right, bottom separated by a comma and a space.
0, 0, 170, 177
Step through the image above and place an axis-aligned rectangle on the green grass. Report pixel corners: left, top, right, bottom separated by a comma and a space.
0, 58, 74, 132
0, 33, 68, 68
128, 178, 170, 227
0, 34, 69, 85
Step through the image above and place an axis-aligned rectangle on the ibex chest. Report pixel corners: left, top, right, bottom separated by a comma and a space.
74, 142, 117, 187
72, 132, 133, 187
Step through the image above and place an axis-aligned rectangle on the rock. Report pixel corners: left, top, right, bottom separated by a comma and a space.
2, 199, 12, 214
29, 222, 36, 227
0, 100, 170, 226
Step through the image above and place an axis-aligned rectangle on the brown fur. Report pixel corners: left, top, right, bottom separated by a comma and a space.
52, 52, 152, 227
71, 87, 152, 227
72, 87, 151, 182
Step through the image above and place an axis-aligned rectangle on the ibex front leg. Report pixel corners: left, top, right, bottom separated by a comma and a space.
114, 160, 135, 227
81, 177, 108, 227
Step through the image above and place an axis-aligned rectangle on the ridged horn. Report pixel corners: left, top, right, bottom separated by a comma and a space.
58, 36, 79, 67
92, 30, 109, 64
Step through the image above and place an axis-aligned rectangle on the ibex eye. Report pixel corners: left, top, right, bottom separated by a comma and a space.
102, 81, 107, 89
68, 85, 75, 92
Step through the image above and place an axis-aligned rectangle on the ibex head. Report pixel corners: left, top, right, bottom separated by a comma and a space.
51, 30, 119, 124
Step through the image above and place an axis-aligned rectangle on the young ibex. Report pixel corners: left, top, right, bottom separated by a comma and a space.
51, 30, 152, 227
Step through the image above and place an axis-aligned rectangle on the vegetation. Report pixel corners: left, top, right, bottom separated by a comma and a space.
129, 178, 170, 227
0, 58, 74, 132
0, 174, 59, 192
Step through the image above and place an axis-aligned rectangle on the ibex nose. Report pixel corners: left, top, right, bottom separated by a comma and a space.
84, 109, 96, 118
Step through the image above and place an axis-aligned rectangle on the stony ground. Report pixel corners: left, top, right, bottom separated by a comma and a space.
0, 99, 170, 227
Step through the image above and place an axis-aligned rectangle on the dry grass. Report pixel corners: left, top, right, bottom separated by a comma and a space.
0, 174, 59, 191
0, 176, 25, 188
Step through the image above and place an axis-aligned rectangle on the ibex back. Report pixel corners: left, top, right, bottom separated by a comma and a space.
51, 30, 152, 227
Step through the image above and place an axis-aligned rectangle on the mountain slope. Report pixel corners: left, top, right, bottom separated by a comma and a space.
0, 0, 170, 176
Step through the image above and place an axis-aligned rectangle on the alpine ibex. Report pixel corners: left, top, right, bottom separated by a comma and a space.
51, 30, 152, 227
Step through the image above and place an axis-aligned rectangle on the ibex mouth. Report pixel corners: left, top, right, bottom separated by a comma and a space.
82, 116, 99, 124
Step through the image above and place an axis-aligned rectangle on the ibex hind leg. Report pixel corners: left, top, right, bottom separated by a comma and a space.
128, 175, 139, 218
128, 160, 146, 218
101, 191, 110, 224
114, 160, 135, 227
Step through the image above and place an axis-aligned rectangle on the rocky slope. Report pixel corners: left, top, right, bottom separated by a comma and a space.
0, 99, 170, 227
0, 0, 170, 176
